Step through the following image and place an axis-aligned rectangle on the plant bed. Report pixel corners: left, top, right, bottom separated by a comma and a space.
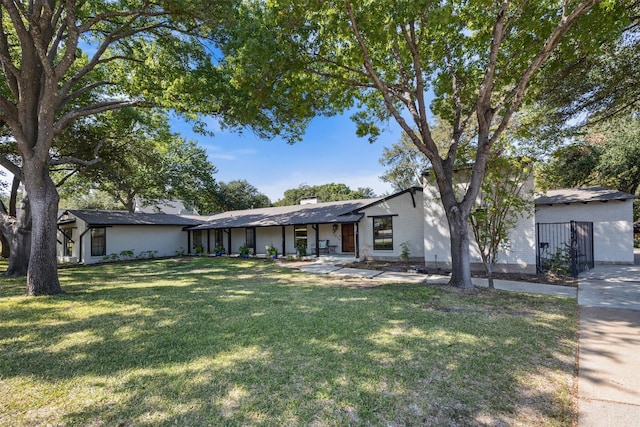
339, 260, 577, 287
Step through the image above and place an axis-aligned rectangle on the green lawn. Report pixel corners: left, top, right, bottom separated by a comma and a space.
0, 258, 577, 426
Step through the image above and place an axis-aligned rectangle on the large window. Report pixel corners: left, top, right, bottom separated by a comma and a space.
90, 227, 106, 257
192, 230, 203, 251
294, 225, 307, 250
63, 229, 73, 257
214, 229, 224, 250
373, 216, 393, 250
246, 228, 255, 252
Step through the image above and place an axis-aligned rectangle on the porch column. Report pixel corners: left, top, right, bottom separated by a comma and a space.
187, 230, 192, 255
355, 221, 360, 259
313, 224, 319, 257
281, 226, 286, 256
227, 228, 232, 254
207, 229, 211, 253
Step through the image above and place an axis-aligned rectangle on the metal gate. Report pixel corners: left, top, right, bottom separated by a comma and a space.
536, 221, 594, 277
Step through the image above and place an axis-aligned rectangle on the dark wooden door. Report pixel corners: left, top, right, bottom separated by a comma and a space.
342, 224, 355, 253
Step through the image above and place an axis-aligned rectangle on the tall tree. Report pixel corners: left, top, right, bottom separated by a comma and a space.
379, 117, 470, 191
0, 1, 299, 295
226, 0, 622, 288
537, 113, 640, 197
274, 183, 375, 206
57, 109, 219, 214
214, 180, 271, 211
531, 2, 640, 127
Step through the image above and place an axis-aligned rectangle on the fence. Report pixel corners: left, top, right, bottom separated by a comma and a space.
536, 221, 594, 277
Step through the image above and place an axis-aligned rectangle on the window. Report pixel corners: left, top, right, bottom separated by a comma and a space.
63, 229, 73, 257
91, 227, 106, 257
192, 230, 203, 251
294, 225, 307, 249
373, 216, 393, 250
246, 228, 255, 252
214, 229, 224, 249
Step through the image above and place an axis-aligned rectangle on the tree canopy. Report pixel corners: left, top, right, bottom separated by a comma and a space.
225, 0, 623, 288
275, 183, 375, 206
537, 113, 640, 197
214, 180, 272, 212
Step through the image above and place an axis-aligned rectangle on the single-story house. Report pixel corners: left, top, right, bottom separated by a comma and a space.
57, 210, 202, 263
57, 185, 637, 273
187, 187, 425, 260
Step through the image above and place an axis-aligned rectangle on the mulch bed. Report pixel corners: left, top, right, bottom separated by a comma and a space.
337, 260, 578, 287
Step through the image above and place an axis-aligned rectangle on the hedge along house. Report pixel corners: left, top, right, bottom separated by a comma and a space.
186, 187, 425, 260
535, 187, 639, 267
57, 210, 202, 264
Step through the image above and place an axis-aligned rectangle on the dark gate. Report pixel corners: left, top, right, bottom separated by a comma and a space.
536, 221, 594, 277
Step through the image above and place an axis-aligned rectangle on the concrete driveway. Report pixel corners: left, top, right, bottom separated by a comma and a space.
578, 250, 640, 426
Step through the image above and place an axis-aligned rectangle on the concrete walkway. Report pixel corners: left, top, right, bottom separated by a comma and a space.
577, 251, 640, 426
294, 258, 577, 297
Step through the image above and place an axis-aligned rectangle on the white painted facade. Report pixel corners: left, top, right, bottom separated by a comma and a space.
422, 175, 537, 273
57, 215, 191, 264
358, 189, 425, 261
536, 199, 635, 264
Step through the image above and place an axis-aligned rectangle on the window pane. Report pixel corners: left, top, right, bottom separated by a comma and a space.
91, 228, 106, 257
294, 225, 307, 248
246, 228, 255, 248
373, 216, 393, 250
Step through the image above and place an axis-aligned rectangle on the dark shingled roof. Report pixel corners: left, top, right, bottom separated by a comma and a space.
535, 186, 639, 205
61, 210, 203, 227
189, 198, 382, 230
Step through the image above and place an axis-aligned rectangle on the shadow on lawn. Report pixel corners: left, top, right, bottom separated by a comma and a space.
0, 258, 576, 426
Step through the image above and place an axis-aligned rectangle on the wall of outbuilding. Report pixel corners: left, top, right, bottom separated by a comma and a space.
535, 199, 635, 264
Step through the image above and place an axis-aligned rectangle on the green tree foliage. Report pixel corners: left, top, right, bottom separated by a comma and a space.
0, 0, 305, 294
214, 180, 271, 212
538, 113, 640, 196
532, 3, 640, 127
55, 109, 219, 214
226, 0, 619, 288
275, 183, 376, 206
380, 118, 472, 191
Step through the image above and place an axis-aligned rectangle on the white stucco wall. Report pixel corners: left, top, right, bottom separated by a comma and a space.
358, 189, 425, 261
422, 177, 537, 273
90, 226, 189, 263
535, 199, 635, 264
57, 218, 191, 264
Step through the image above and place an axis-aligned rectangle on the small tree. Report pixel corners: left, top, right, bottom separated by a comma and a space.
470, 157, 533, 289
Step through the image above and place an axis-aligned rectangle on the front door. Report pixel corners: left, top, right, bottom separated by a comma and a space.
342, 223, 355, 253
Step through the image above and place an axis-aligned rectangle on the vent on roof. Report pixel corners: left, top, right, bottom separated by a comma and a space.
300, 197, 319, 205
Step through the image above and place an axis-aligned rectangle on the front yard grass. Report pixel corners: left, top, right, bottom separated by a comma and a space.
0, 257, 577, 426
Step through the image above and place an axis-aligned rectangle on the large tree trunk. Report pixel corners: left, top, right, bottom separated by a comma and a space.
23, 161, 61, 296
5, 225, 31, 277
446, 207, 474, 289
3, 191, 32, 277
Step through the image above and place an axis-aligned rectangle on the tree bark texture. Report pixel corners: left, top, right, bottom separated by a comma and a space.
445, 205, 474, 289
23, 161, 61, 296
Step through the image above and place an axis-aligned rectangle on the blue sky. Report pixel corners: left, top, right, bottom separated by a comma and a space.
172, 113, 402, 202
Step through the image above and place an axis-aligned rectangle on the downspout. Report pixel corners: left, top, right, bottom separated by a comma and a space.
77, 226, 92, 264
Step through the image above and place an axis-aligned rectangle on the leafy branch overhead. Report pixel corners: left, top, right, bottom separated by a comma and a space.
226, 0, 626, 288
